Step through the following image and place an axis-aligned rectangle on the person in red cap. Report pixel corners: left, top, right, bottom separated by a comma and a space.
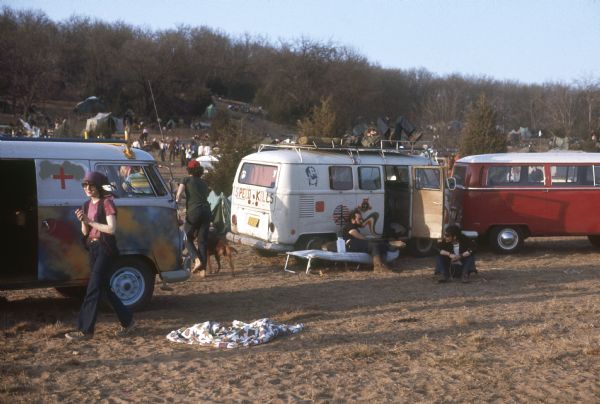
65, 171, 135, 340
176, 160, 211, 275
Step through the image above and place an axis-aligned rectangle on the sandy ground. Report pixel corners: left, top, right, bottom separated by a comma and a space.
2, 236, 600, 402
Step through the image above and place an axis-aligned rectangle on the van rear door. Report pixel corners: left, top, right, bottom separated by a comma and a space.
411, 166, 444, 239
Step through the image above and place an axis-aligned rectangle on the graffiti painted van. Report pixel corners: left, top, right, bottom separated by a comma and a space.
0, 137, 189, 309
227, 143, 445, 256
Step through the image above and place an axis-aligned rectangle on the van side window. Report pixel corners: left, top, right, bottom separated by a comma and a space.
358, 166, 381, 190
526, 166, 545, 185
415, 168, 440, 190
595, 166, 600, 186
329, 166, 353, 190
487, 166, 521, 186
238, 163, 278, 188
97, 164, 157, 197
551, 165, 593, 186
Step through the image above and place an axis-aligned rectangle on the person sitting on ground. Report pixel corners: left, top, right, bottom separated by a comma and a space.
435, 224, 477, 283
343, 209, 393, 273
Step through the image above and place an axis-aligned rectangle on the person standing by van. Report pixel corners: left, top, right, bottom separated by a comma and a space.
176, 160, 211, 275
65, 171, 135, 340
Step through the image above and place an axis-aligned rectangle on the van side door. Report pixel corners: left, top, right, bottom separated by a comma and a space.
411, 166, 444, 239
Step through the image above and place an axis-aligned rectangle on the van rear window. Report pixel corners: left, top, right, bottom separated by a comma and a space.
238, 163, 278, 188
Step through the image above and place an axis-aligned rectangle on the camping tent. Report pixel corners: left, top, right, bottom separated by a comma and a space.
208, 191, 231, 234
85, 113, 124, 137
196, 155, 219, 171
74, 96, 106, 114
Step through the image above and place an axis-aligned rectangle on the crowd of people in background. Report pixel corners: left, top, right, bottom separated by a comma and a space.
130, 128, 217, 168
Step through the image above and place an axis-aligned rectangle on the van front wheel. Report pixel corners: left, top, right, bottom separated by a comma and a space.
110, 257, 155, 311
490, 226, 523, 254
408, 238, 436, 257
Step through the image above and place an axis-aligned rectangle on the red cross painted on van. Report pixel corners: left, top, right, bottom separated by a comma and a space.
52, 166, 74, 189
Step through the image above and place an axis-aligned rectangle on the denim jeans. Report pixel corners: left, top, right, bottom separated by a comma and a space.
184, 206, 211, 267
78, 242, 132, 335
435, 254, 475, 279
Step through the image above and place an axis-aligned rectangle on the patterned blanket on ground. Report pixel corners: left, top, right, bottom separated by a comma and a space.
166, 318, 304, 349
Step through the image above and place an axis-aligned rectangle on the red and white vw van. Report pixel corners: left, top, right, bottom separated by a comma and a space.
448, 152, 600, 253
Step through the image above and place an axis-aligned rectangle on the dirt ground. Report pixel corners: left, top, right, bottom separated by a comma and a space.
2, 236, 600, 402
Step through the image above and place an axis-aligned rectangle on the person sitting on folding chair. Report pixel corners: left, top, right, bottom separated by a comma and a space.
435, 224, 477, 283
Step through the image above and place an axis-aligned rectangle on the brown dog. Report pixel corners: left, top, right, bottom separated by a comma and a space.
206, 230, 237, 276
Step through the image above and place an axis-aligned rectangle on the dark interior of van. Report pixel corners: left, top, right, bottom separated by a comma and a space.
0, 160, 38, 281
384, 165, 410, 237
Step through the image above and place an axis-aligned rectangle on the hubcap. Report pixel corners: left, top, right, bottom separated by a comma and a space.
498, 229, 518, 250
110, 267, 145, 305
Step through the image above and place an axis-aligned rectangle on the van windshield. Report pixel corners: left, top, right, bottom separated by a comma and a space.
238, 163, 278, 188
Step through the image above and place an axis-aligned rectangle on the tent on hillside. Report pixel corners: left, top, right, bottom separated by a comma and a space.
74, 96, 106, 114
208, 191, 231, 234
85, 112, 124, 137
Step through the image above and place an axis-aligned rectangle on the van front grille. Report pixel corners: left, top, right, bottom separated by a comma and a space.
299, 195, 314, 218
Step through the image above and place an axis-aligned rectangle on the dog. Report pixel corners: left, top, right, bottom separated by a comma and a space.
206, 229, 237, 276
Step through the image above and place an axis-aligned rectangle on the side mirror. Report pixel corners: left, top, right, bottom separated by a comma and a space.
446, 177, 456, 190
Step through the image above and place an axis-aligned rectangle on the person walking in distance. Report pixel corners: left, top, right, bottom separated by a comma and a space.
65, 171, 135, 340
176, 160, 212, 275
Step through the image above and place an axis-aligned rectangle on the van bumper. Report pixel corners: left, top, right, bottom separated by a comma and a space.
227, 232, 293, 253
160, 269, 191, 283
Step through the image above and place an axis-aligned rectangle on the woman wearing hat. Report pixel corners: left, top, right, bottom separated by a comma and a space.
176, 160, 211, 275
65, 171, 135, 340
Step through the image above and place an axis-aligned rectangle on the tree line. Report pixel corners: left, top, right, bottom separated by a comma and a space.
1, 7, 599, 150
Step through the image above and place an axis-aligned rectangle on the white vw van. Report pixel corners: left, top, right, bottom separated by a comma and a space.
227, 143, 445, 256
0, 137, 190, 309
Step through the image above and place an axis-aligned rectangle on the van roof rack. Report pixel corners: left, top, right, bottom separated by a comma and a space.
258, 139, 427, 156
0, 135, 127, 144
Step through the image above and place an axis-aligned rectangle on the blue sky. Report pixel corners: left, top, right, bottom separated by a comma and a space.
4, 0, 600, 85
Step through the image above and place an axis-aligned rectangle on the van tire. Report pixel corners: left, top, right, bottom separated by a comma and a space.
303, 237, 329, 250
587, 235, 600, 248
255, 248, 279, 257
408, 238, 436, 257
109, 256, 155, 311
55, 286, 86, 301
490, 226, 524, 254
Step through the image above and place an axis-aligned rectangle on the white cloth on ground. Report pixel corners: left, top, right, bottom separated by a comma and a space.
166, 318, 304, 349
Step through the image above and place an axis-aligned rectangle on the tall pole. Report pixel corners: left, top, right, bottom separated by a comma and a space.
148, 80, 164, 140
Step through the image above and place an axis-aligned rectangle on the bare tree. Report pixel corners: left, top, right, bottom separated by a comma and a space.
0, 8, 58, 118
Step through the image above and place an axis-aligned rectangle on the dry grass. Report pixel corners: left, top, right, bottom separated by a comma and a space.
2, 236, 600, 401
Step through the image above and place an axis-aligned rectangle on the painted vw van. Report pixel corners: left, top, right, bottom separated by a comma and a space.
0, 137, 189, 309
227, 144, 445, 256
448, 152, 600, 253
